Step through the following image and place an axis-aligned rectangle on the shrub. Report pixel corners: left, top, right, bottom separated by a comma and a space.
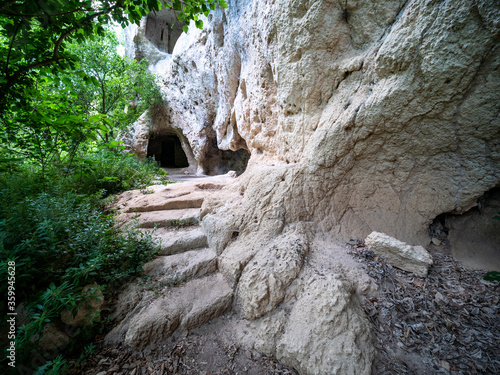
0, 166, 160, 371
67, 149, 167, 196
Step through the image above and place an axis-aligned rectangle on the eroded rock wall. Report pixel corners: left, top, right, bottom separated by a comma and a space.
130, 0, 499, 244
124, 1, 500, 373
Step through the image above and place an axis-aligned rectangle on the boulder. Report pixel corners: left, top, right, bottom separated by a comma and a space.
276, 274, 375, 375
38, 323, 70, 352
250, 273, 375, 375
365, 231, 433, 277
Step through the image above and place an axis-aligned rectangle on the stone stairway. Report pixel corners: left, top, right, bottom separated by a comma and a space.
106, 174, 235, 350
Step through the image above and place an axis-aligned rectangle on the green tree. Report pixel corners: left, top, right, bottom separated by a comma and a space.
0, 0, 227, 171
0, 0, 228, 111
0, 70, 104, 177
67, 31, 162, 143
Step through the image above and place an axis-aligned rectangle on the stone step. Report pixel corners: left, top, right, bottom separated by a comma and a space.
152, 227, 208, 255
123, 191, 206, 213
142, 248, 217, 285
105, 273, 233, 349
116, 208, 200, 229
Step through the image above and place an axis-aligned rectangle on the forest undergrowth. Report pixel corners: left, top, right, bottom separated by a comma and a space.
0, 151, 169, 374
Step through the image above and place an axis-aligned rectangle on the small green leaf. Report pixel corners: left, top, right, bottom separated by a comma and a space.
484, 271, 500, 282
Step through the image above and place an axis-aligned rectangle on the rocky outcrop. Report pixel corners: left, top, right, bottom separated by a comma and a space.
365, 231, 433, 277
119, 0, 500, 374
250, 273, 375, 375
236, 231, 308, 320
126, 0, 499, 245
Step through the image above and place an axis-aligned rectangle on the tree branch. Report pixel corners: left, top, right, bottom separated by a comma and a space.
4, 20, 21, 76
1, 4, 123, 103
0, 1, 18, 11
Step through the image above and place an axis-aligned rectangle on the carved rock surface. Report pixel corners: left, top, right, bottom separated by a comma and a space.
365, 231, 433, 277
106, 273, 233, 349
125, 0, 500, 244
121, 0, 500, 373
250, 273, 375, 375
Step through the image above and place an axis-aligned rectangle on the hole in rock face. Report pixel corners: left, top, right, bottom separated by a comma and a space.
199, 135, 250, 176
428, 187, 500, 271
145, 8, 185, 54
147, 133, 189, 168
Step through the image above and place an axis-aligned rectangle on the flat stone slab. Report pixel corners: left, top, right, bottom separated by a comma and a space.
116, 208, 200, 229
123, 191, 206, 213
365, 231, 433, 277
142, 248, 217, 284
113, 175, 233, 214
150, 227, 208, 255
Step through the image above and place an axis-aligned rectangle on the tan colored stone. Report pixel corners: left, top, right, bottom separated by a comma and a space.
124, 0, 500, 245
275, 274, 375, 375
142, 248, 217, 284
365, 231, 433, 277
38, 323, 70, 352
105, 273, 232, 349
153, 227, 208, 255
236, 232, 308, 320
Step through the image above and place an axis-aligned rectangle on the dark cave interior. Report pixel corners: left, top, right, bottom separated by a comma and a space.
147, 133, 189, 168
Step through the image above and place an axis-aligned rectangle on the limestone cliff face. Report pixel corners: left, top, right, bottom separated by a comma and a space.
123, 2, 500, 373
128, 0, 500, 245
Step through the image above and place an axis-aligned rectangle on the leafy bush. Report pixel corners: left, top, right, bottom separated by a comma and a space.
0, 167, 160, 371
68, 149, 167, 196
484, 271, 500, 282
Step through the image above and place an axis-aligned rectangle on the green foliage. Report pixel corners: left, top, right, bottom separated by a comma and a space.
0, 29, 162, 175
68, 148, 167, 196
169, 217, 198, 228
66, 30, 162, 141
0, 173, 160, 300
164, 0, 228, 32
33, 355, 68, 375
0, 0, 227, 109
484, 271, 500, 282
0, 73, 104, 177
0, 1, 227, 371
0, 163, 160, 370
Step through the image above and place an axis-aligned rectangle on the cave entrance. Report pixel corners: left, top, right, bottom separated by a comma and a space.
199, 135, 251, 175
144, 8, 184, 54
147, 133, 189, 168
